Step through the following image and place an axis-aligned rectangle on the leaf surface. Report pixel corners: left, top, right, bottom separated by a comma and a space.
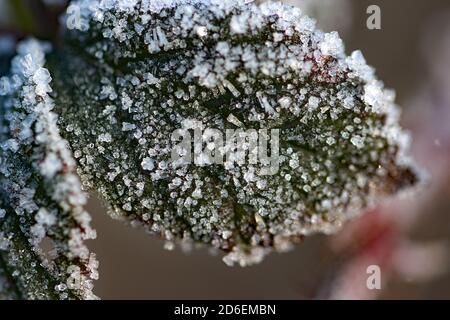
0, 39, 98, 299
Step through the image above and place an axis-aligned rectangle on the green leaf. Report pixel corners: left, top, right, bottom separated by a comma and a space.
0, 39, 98, 299
46, 0, 419, 266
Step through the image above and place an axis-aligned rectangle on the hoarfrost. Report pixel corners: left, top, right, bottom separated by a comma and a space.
0, 39, 98, 299
47, 0, 421, 267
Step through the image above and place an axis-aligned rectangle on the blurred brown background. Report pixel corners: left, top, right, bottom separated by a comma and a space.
1, 0, 450, 299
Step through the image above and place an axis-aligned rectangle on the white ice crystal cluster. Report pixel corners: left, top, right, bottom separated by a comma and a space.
0, 39, 98, 299
279, 0, 353, 34
48, 0, 420, 267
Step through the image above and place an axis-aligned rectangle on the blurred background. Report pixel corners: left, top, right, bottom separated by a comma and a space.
1, 0, 450, 299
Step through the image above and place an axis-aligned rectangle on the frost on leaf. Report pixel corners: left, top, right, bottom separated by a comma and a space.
49, 0, 419, 266
0, 39, 98, 299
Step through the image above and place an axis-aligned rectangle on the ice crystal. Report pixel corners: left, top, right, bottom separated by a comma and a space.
41, 0, 420, 267
0, 39, 98, 299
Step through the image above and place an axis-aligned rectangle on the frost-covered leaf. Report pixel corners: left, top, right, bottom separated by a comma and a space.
0, 39, 98, 299
45, 0, 420, 267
